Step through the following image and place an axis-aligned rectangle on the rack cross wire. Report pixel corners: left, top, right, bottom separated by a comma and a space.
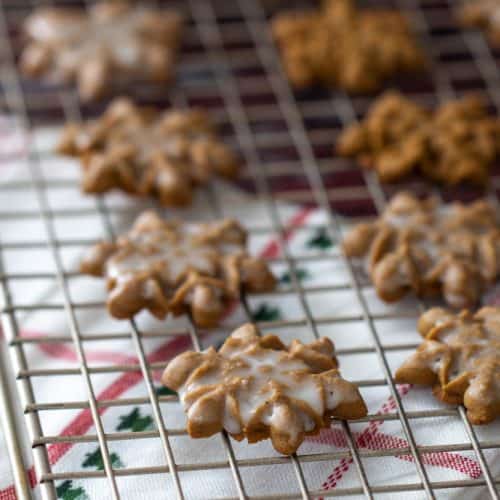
0, 0, 499, 499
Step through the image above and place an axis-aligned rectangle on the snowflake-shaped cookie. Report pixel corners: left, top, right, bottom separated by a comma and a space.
58, 98, 239, 206
272, 0, 425, 93
396, 307, 500, 424
81, 211, 276, 327
20, 2, 182, 101
162, 323, 367, 454
337, 92, 500, 185
343, 192, 500, 308
459, 0, 500, 46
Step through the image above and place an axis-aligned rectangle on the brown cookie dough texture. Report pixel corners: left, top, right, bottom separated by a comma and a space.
459, 0, 500, 46
396, 307, 500, 424
337, 91, 500, 185
20, 2, 183, 101
343, 192, 500, 308
162, 323, 367, 454
272, 0, 425, 93
81, 212, 276, 327
57, 98, 239, 206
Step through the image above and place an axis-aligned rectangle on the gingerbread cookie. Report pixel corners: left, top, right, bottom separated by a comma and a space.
459, 0, 500, 46
58, 98, 239, 206
343, 192, 500, 308
272, 0, 425, 93
337, 91, 500, 185
396, 307, 500, 424
162, 323, 367, 454
20, 2, 182, 101
81, 211, 275, 327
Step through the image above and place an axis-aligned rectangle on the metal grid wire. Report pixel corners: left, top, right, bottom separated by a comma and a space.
0, 0, 499, 498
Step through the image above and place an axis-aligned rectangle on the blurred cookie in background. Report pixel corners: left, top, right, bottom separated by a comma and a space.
272, 0, 426, 93
20, 2, 183, 101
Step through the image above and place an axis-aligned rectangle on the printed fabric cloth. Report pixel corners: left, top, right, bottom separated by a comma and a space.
0, 122, 499, 500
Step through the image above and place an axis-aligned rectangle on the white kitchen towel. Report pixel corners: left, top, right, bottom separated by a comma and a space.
0, 123, 498, 500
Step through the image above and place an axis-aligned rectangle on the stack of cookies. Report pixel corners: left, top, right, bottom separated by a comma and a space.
19, 0, 499, 459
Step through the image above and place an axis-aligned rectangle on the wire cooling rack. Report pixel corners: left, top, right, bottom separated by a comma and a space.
0, 0, 499, 499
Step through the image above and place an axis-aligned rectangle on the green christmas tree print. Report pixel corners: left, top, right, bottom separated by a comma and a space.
252, 303, 282, 322
56, 480, 88, 500
279, 268, 310, 284
82, 448, 123, 471
306, 227, 334, 250
156, 386, 177, 397
117, 408, 154, 432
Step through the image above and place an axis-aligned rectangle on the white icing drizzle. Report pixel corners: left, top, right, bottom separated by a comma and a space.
383, 202, 494, 237
32, 7, 169, 74
423, 318, 500, 402
98, 121, 203, 166
179, 340, 353, 436
371, 196, 499, 301
106, 223, 240, 285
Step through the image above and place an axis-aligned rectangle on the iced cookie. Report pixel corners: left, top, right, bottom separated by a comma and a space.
20, 2, 182, 101
162, 323, 367, 454
343, 192, 500, 308
396, 307, 500, 424
81, 211, 275, 327
58, 98, 239, 206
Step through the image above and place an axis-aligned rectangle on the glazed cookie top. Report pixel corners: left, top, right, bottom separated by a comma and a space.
99, 213, 247, 288
58, 98, 239, 206
337, 91, 500, 185
396, 307, 500, 424
272, 0, 425, 93
343, 192, 500, 308
81, 211, 275, 326
162, 323, 367, 454
21, 2, 182, 101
